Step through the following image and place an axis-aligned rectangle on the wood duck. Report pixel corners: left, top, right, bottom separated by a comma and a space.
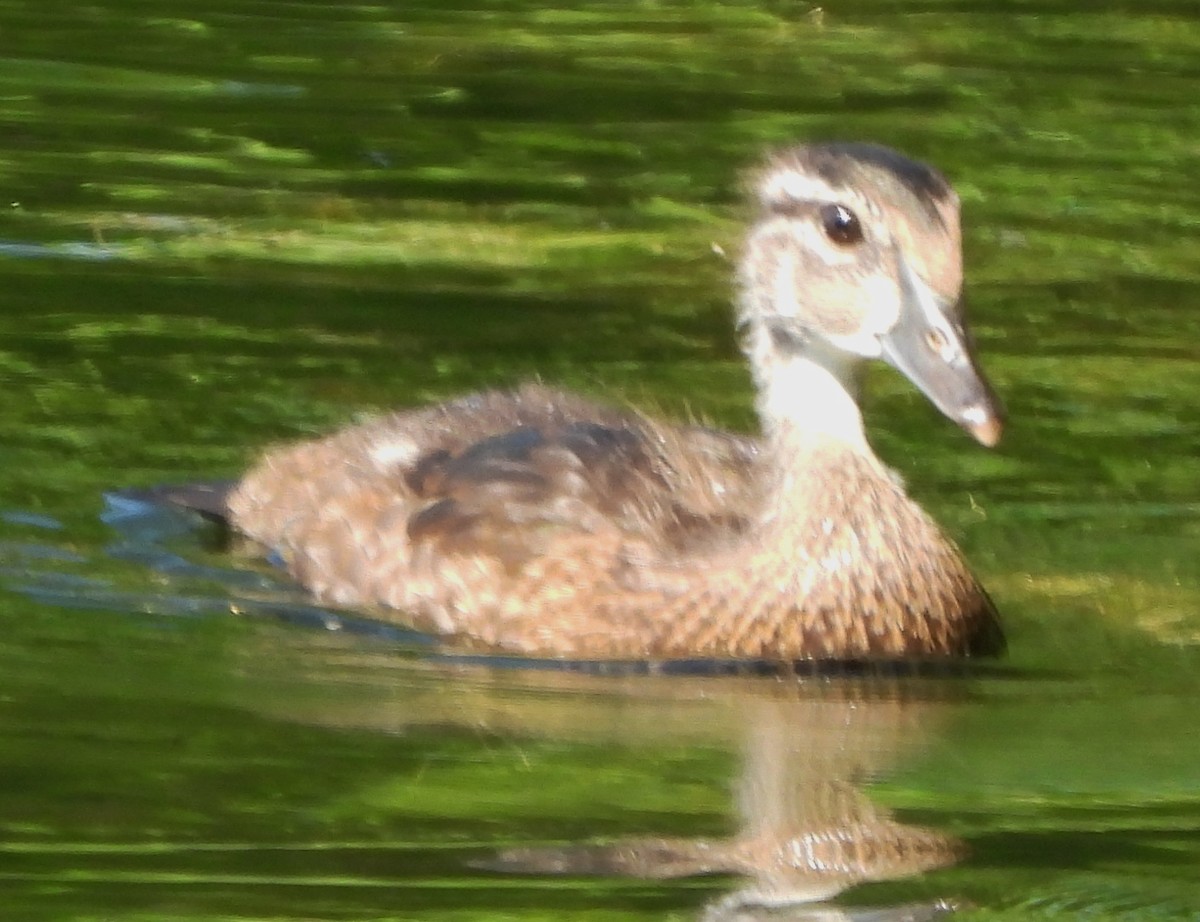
227, 142, 1005, 660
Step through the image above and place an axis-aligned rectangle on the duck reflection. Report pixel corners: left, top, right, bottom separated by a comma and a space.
475, 675, 963, 917
255, 652, 970, 919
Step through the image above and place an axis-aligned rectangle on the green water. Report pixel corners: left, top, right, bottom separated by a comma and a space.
1, 2, 1198, 920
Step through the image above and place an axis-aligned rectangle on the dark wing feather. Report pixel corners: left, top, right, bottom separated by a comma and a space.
229, 385, 762, 609
401, 419, 671, 572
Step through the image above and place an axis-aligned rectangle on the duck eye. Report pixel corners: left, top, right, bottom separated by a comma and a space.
820, 203, 863, 246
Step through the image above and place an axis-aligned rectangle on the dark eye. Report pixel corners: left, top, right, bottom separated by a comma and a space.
820, 203, 863, 246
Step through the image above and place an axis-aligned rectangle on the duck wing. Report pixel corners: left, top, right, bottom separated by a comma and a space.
228, 384, 759, 615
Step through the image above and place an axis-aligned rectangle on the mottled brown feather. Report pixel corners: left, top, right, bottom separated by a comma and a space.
229, 384, 999, 660
227, 142, 1005, 661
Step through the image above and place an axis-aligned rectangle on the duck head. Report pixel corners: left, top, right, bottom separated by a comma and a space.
737, 142, 1004, 447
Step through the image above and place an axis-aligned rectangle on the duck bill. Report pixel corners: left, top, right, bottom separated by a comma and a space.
880, 258, 1004, 447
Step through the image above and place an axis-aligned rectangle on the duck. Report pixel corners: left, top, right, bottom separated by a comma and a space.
226, 141, 1005, 661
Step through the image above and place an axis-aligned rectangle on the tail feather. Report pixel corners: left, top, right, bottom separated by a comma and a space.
115, 481, 236, 526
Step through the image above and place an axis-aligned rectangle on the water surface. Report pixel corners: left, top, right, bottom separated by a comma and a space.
1, 2, 1198, 920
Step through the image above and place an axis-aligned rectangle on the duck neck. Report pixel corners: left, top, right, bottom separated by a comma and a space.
752, 340, 871, 457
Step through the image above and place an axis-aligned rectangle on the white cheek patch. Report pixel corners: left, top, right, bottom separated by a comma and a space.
762, 221, 862, 321
862, 273, 902, 328
823, 273, 899, 358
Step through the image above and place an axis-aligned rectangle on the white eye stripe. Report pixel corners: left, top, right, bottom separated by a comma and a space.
756, 171, 842, 208
756, 171, 888, 224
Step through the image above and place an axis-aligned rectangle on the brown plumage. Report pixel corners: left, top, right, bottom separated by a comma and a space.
228, 142, 1006, 661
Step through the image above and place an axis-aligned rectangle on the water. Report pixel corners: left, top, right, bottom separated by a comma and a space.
1, 2, 1198, 919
